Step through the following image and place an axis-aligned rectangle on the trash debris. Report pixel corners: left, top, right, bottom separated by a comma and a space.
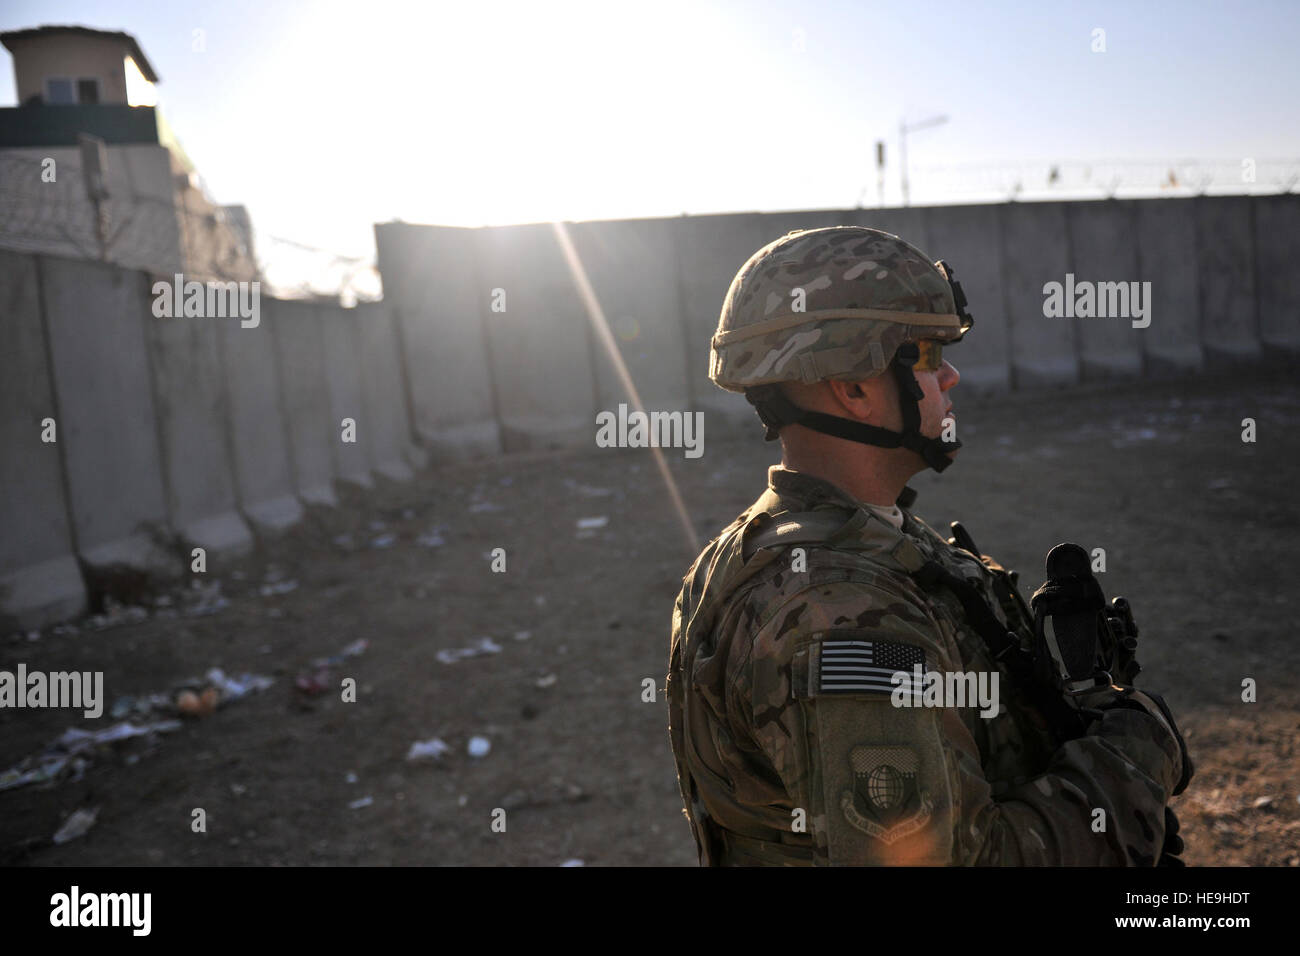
535, 674, 557, 689
176, 687, 220, 718
333, 533, 356, 550
348, 796, 374, 810
51, 623, 80, 636
370, 533, 397, 549
513, 630, 532, 642
53, 807, 99, 845
467, 736, 491, 758
258, 579, 299, 597
183, 580, 228, 618
436, 636, 502, 664
576, 516, 609, 530
416, 529, 446, 548
1253, 796, 1275, 809
88, 599, 151, 631
231, 783, 247, 796
308, 639, 368, 671
294, 669, 331, 696
367, 520, 388, 532
25, 629, 41, 642
407, 738, 450, 762
559, 859, 585, 867
0, 720, 181, 792
346, 772, 358, 784
296, 639, 368, 694
458, 794, 468, 807
206, 669, 274, 702
563, 478, 612, 497
469, 501, 501, 513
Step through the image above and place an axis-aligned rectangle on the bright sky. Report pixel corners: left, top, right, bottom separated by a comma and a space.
3, 0, 1298, 274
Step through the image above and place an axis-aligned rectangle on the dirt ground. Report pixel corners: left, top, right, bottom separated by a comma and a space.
3, 368, 1298, 866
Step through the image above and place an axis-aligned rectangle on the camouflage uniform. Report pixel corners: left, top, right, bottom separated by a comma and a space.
667, 226, 1188, 866
668, 466, 1185, 865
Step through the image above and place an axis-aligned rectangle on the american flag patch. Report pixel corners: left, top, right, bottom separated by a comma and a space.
818, 639, 926, 698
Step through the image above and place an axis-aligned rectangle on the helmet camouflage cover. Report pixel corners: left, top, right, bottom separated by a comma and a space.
710, 226, 970, 392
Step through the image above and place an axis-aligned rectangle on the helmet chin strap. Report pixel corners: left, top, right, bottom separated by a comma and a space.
745, 347, 960, 474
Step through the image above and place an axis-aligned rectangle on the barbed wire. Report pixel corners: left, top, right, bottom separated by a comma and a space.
904, 158, 1300, 202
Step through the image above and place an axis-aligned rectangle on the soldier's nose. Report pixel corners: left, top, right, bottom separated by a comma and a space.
939, 361, 960, 390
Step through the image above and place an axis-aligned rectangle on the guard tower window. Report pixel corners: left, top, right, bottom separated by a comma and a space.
77, 78, 100, 104
45, 77, 75, 103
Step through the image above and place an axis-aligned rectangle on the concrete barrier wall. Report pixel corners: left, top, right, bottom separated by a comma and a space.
1137, 198, 1203, 373
570, 217, 689, 416
475, 222, 598, 452
38, 256, 176, 574
355, 302, 416, 481
4, 194, 1295, 628
144, 292, 253, 555
374, 222, 499, 459
1254, 194, 1300, 350
216, 301, 303, 532
672, 212, 768, 423
1195, 196, 1260, 364
1066, 201, 1145, 381
320, 304, 374, 488
268, 298, 338, 506
1000, 202, 1079, 387
0, 251, 86, 628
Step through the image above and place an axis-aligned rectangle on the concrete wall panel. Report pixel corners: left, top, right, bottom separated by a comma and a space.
268, 298, 337, 506
0, 251, 86, 628
38, 256, 176, 573
374, 223, 499, 459
216, 298, 303, 531
922, 204, 1011, 391
1195, 196, 1260, 364
144, 294, 252, 554
672, 212, 769, 430
475, 222, 597, 452
1001, 202, 1078, 387
569, 217, 688, 417
356, 302, 416, 481
851, 207, 931, 253
1066, 201, 1144, 381
320, 305, 374, 488
1137, 198, 1203, 373
1254, 194, 1300, 351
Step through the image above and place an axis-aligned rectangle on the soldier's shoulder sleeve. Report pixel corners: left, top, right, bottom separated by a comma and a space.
731, 564, 1181, 866
730, 567, 973, 865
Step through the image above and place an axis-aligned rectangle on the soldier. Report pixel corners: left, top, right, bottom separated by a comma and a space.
667, 226, 1192, 865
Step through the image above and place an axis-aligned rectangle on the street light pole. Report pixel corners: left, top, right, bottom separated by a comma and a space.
900, 114, 948, 207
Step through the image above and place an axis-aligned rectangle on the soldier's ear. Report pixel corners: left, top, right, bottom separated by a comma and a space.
825, 378, 874, 417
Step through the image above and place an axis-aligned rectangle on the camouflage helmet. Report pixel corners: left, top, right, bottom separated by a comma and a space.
710, 226, 972, 392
